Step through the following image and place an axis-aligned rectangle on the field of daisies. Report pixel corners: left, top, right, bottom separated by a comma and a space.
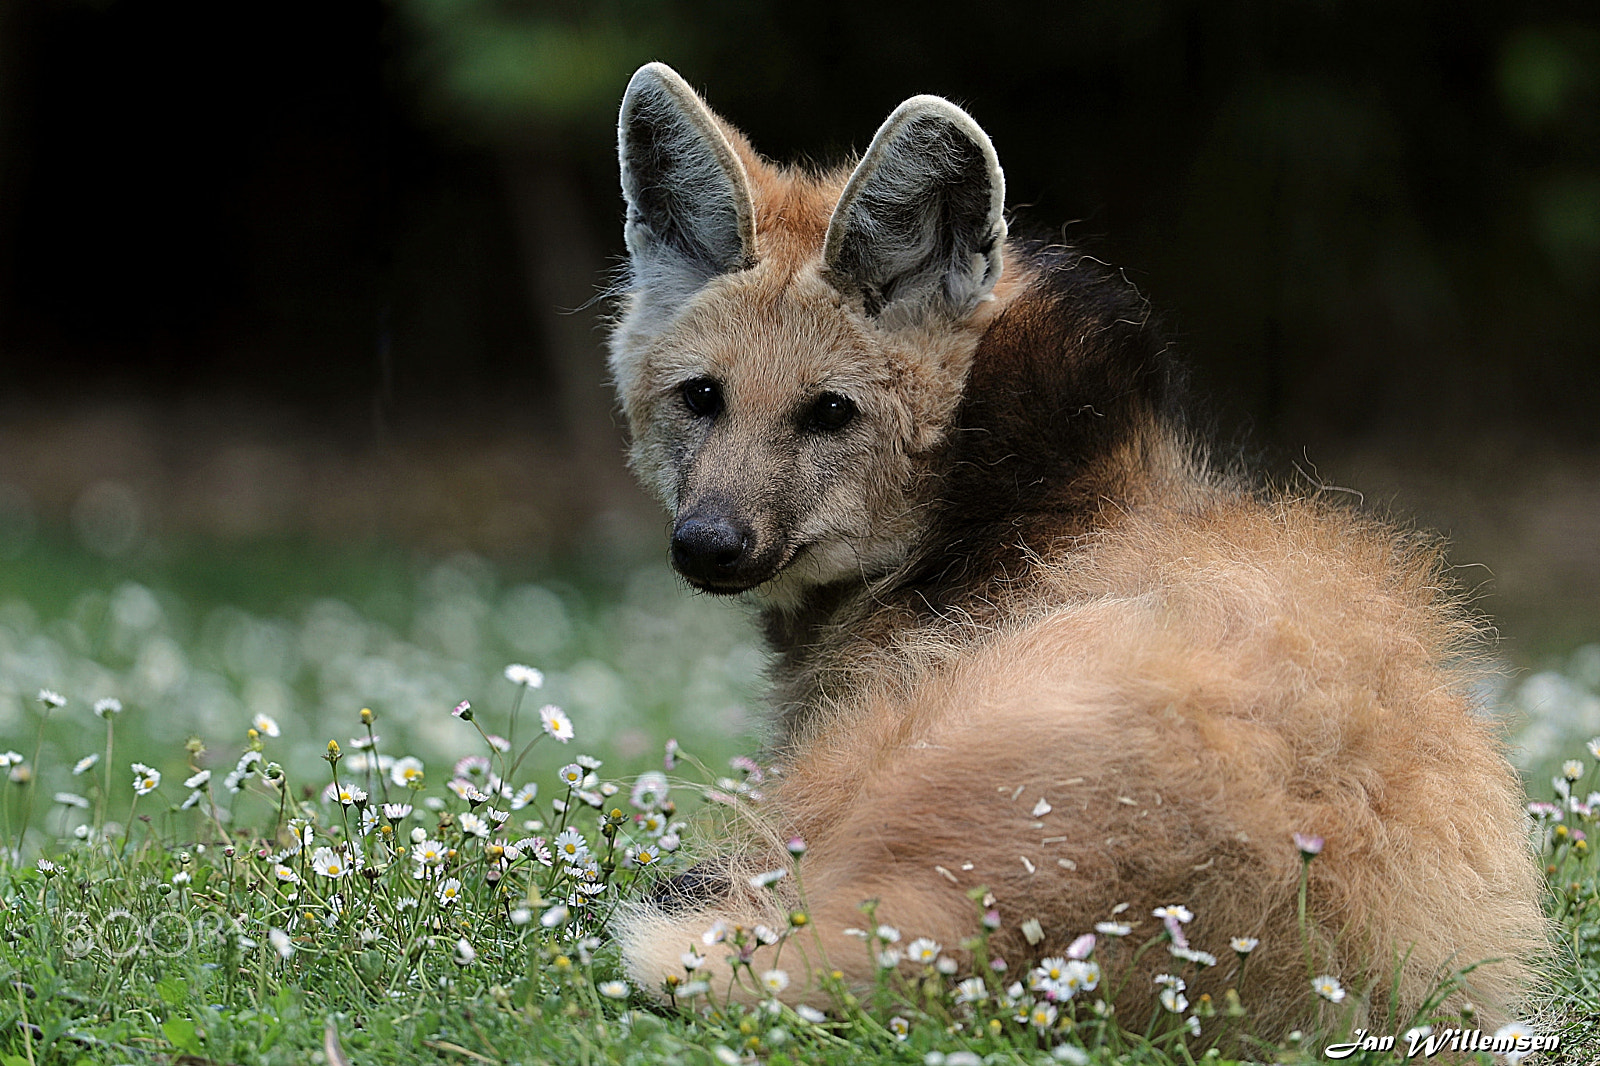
0, 532, 1597, 1065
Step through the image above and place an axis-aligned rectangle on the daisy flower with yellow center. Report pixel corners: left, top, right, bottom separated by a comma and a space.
540, 705, 574, 743
311, 847, 346, 879
390, 756, 425, 788
130, 763, 161, 795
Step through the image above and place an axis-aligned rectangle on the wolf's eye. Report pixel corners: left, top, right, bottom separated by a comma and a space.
680, 378, 723, 419
805, 392, 857, 433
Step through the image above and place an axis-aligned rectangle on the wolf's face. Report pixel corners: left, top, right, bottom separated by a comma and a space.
609, 64, 1010, 605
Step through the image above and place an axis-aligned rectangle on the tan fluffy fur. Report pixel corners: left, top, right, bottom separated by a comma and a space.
607, 66, 1544, 1035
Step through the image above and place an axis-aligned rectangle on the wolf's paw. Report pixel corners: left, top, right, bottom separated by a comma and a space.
648, 858, 733, 915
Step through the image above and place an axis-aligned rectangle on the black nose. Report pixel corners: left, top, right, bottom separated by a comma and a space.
671, 514, 751, 587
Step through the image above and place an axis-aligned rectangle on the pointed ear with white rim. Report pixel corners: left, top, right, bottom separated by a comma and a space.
822, 96, 1006, 326
618, 62, 758, 301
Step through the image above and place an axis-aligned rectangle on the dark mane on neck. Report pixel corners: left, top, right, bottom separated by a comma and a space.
897, 240, 1190, 601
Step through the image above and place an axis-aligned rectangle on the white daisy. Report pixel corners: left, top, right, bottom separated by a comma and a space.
130, 763, 160, 795
631, 772, 670, 810
1312, 974, 1345, 1003
1493, 1022, 1538, 1065
597, 979, 629, 999
311, 847, 347, 879
954, 977, 988, 1004
504, 664, 544, 688
539, 705, 574, 743
390, 756, 425, 788
554, 827, 588, 863
252, 713, 280, 737
93, 697, 122, 718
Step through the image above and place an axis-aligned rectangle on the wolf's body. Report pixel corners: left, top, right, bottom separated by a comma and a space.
605, 63, 1542, 1032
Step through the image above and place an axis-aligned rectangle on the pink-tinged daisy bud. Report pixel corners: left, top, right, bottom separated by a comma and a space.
1292, 832, 1324, 859
452, 700, 473, 722
786, 836, 807, 856
1067, 933, 1095, 959
983, 909, 1002, 930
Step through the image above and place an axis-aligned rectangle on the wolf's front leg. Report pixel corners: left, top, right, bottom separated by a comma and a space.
617, 852, 976, 1005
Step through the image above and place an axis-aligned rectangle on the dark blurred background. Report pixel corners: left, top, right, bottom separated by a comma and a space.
0, 0, 1596, 661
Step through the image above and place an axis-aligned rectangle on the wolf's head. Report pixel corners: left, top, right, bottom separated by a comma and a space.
608, 63, 1011, 606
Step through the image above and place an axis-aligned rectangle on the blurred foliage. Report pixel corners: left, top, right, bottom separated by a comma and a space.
398, 0, 683, 134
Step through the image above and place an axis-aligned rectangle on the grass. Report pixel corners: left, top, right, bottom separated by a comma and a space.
0, 530, 1595, 1065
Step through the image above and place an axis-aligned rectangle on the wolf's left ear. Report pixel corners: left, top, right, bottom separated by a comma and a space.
823, 97, 1005, 324
618, 63, 758, 301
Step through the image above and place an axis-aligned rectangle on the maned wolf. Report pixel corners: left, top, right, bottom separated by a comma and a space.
605, 62, 1542, 1032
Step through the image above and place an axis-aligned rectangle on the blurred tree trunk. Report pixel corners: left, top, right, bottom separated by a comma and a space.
500, 150, 623, 473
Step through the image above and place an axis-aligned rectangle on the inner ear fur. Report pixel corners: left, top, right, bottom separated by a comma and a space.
822, 96, 1006, 325
618, 63, 758, 293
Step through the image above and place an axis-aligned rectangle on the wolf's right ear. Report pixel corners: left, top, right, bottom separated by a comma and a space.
823, 97, 1005, 326
618, 63, 758, 300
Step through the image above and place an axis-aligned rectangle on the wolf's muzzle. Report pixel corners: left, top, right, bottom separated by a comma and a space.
671, 512, 762, 591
